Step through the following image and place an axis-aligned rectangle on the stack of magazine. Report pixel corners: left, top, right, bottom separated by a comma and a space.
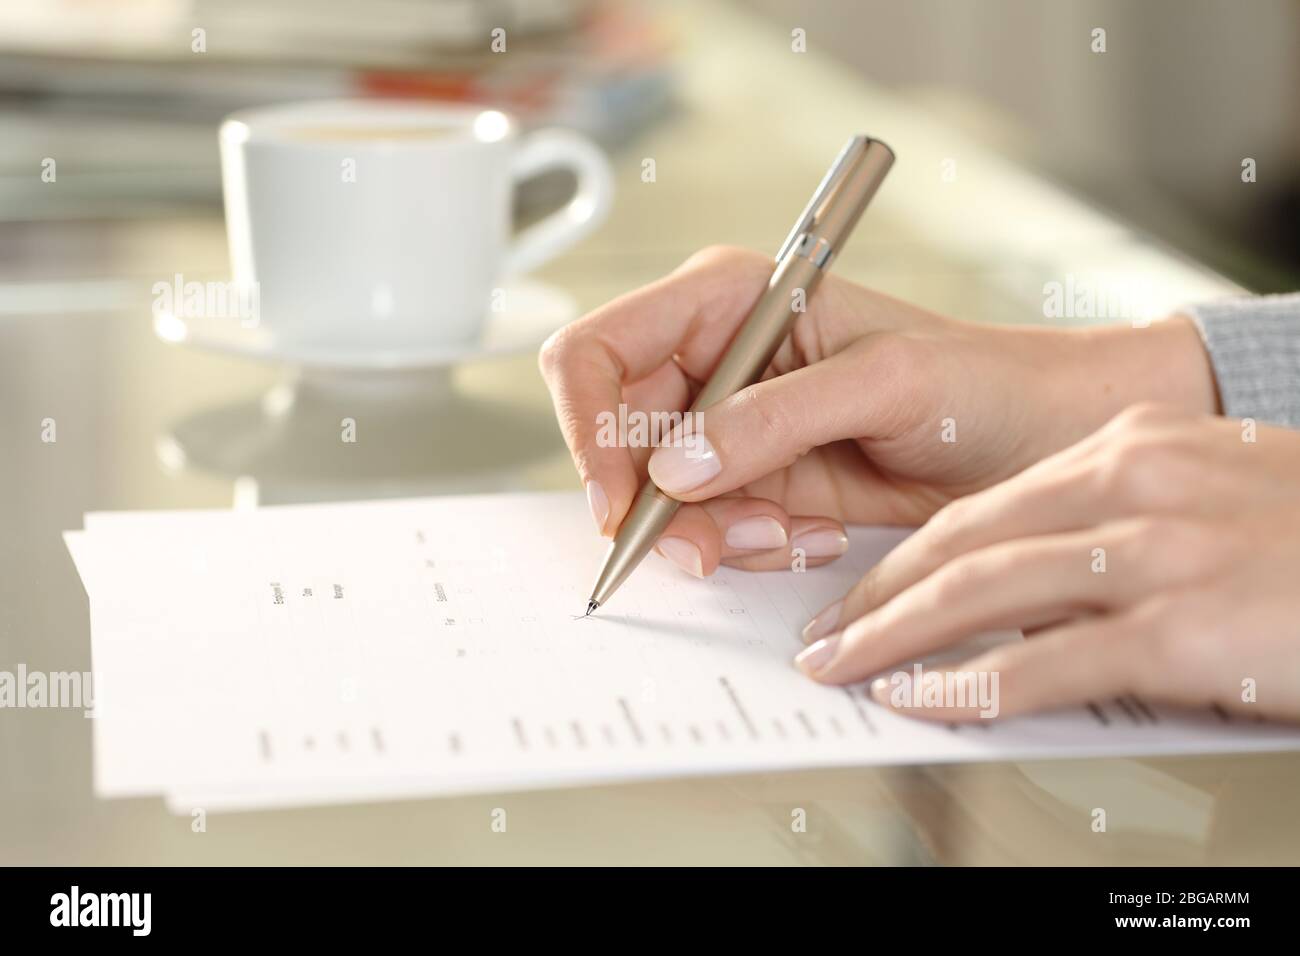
0, 0, 674, 217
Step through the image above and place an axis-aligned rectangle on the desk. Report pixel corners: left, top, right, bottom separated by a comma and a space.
2, 0, 1295, 865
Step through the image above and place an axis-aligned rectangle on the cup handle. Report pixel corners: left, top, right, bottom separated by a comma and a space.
502, 129, 614, 277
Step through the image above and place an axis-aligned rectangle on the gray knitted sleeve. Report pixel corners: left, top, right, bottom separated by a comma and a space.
1184, 292, 1300, 428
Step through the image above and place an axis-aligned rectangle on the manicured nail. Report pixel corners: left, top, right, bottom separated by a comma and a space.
724, 516, 788, 550
792, 528, 849, 558
794, 635, 840, 676
657, 536, 704, 577
801, 599, 842, 644
647, 434, 721, 494
585, 480, 609, 534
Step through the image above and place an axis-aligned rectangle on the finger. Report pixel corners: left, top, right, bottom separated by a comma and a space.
621, 361, 695, 475
651, 502, 848, 576
825, 443, 1129, 629
864, 611, 1150, 721
539, 248, 773, 535
695, 497, 791, 559
578, 363, 694, 537
801, 532, 1098, 652
634, 497, 788, 580
799, 518, 1216, 662
891, 617, 1150, 720
722, 515, 849, 572
645, 502, 729, 578
646, 338, 919, 501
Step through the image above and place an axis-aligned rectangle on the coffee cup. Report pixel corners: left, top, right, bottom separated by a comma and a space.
218, 99, 613, 352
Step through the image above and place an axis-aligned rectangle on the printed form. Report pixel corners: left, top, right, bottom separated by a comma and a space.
64, 492, 1300, 812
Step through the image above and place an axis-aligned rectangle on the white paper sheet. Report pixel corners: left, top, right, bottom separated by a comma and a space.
64, 492, 1300, 812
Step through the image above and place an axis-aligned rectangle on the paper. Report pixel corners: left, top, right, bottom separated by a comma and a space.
64, 492, 1300, 813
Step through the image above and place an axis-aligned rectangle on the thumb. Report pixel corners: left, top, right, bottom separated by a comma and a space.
646, 343, 900, 501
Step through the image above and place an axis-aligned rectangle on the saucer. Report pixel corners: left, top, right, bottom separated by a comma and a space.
152, 278, 577, 372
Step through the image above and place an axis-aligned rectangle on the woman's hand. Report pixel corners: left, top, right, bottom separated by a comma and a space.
797, 404, 1300, 723
540, 245, 1217, 576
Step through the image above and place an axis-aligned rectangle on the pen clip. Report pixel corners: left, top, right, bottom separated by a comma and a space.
774, 135, 869, 263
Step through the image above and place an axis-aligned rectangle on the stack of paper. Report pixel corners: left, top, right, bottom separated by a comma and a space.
64, 492, 1300, 813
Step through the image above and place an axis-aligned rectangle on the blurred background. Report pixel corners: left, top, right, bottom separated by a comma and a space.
747, 0, 1300, 292
1, 0, 1296, 291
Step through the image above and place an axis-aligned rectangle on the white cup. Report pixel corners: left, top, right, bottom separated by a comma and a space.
218, 99, 613, 353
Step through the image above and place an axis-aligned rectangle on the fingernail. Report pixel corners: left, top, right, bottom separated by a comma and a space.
585, 480, 609, 534
792, 528, 849, 558
794, 635, 840, 677
657, 536, 704, 577
801, 599, 842, 644
647, 435, 721, 494
724, 516, 788, 550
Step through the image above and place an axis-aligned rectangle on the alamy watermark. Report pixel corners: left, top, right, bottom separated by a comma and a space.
1042, 273, 1158, 328
595, 404, 706, 458
152, 273, 260, 328
877, 663, 1000, 718
1, 664, 96, 717
50, 886, 150, 936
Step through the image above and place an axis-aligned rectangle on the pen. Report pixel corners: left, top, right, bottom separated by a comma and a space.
585, 135, 895, 615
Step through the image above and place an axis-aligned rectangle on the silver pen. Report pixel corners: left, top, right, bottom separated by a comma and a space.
586, 136, 895, 614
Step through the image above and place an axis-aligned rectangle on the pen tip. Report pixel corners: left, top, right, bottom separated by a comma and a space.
585, 600, 599, 617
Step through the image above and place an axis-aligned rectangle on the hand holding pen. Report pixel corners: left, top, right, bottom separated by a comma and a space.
580, 137, 895, 613
538, 140, 1300, 724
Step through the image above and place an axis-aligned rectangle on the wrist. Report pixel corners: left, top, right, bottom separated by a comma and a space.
1159, 314, 1222, 414
1008, 317, 1220, 459
1070, 316, 1220, 418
